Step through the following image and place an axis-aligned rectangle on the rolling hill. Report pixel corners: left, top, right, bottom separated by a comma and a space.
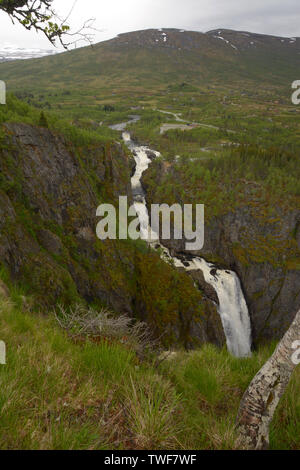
0, 28, 299, 95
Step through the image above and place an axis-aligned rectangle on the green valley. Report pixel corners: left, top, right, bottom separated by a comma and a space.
0, 24, 299, 451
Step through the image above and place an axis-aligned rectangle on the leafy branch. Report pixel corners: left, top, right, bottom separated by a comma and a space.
0, 0, 97, 49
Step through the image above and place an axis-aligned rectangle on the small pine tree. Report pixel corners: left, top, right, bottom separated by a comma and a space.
39, 111, 49, 128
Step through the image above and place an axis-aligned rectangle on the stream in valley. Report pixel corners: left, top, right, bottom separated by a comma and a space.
110, 120, 252, 357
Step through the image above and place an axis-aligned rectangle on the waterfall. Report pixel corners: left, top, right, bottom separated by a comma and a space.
125, 132, 160, 242
123, 131, 252, 358
184, 258, 252, 357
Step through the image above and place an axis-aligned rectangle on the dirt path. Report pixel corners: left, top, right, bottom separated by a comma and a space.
155, 109, 235, 134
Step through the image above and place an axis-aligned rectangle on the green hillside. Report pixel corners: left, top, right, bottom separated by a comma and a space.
0, 28, 299, 95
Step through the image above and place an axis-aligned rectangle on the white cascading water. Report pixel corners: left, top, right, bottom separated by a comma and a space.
121, 129, 252, 358
184, 258, 252, 357
124, 131, 160, 242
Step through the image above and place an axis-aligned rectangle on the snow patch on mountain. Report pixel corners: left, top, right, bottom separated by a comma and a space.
213, 34, 238, 51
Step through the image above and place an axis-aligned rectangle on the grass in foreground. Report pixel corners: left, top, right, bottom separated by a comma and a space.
0, 287, 299, 450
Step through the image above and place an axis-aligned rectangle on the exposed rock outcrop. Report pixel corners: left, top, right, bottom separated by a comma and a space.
0, 123, 134, 311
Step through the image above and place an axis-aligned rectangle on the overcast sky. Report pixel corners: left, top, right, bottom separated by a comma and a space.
0, 0, 299, 50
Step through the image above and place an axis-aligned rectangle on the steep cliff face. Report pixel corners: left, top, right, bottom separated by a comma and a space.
0, 119, 226, 349
192, 208, 300, 344
142, 162, 300, 345
0, 122, 135, 311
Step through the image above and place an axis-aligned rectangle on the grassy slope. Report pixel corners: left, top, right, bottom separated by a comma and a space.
0, 282, 299, 450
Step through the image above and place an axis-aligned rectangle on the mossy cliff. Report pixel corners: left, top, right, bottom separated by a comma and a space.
0, 108, 224, 349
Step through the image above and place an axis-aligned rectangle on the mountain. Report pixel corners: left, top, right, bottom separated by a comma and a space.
0, 43, 57, 62
0, 28, 299, 93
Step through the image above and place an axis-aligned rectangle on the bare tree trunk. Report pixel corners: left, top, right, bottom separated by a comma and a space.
236, 309, 300, 450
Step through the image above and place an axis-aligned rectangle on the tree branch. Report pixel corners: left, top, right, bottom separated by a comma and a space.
0, 0, 97, 49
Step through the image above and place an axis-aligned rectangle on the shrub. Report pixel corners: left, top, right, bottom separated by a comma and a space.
55, 304, 159, 359
38, 111, 49, 128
